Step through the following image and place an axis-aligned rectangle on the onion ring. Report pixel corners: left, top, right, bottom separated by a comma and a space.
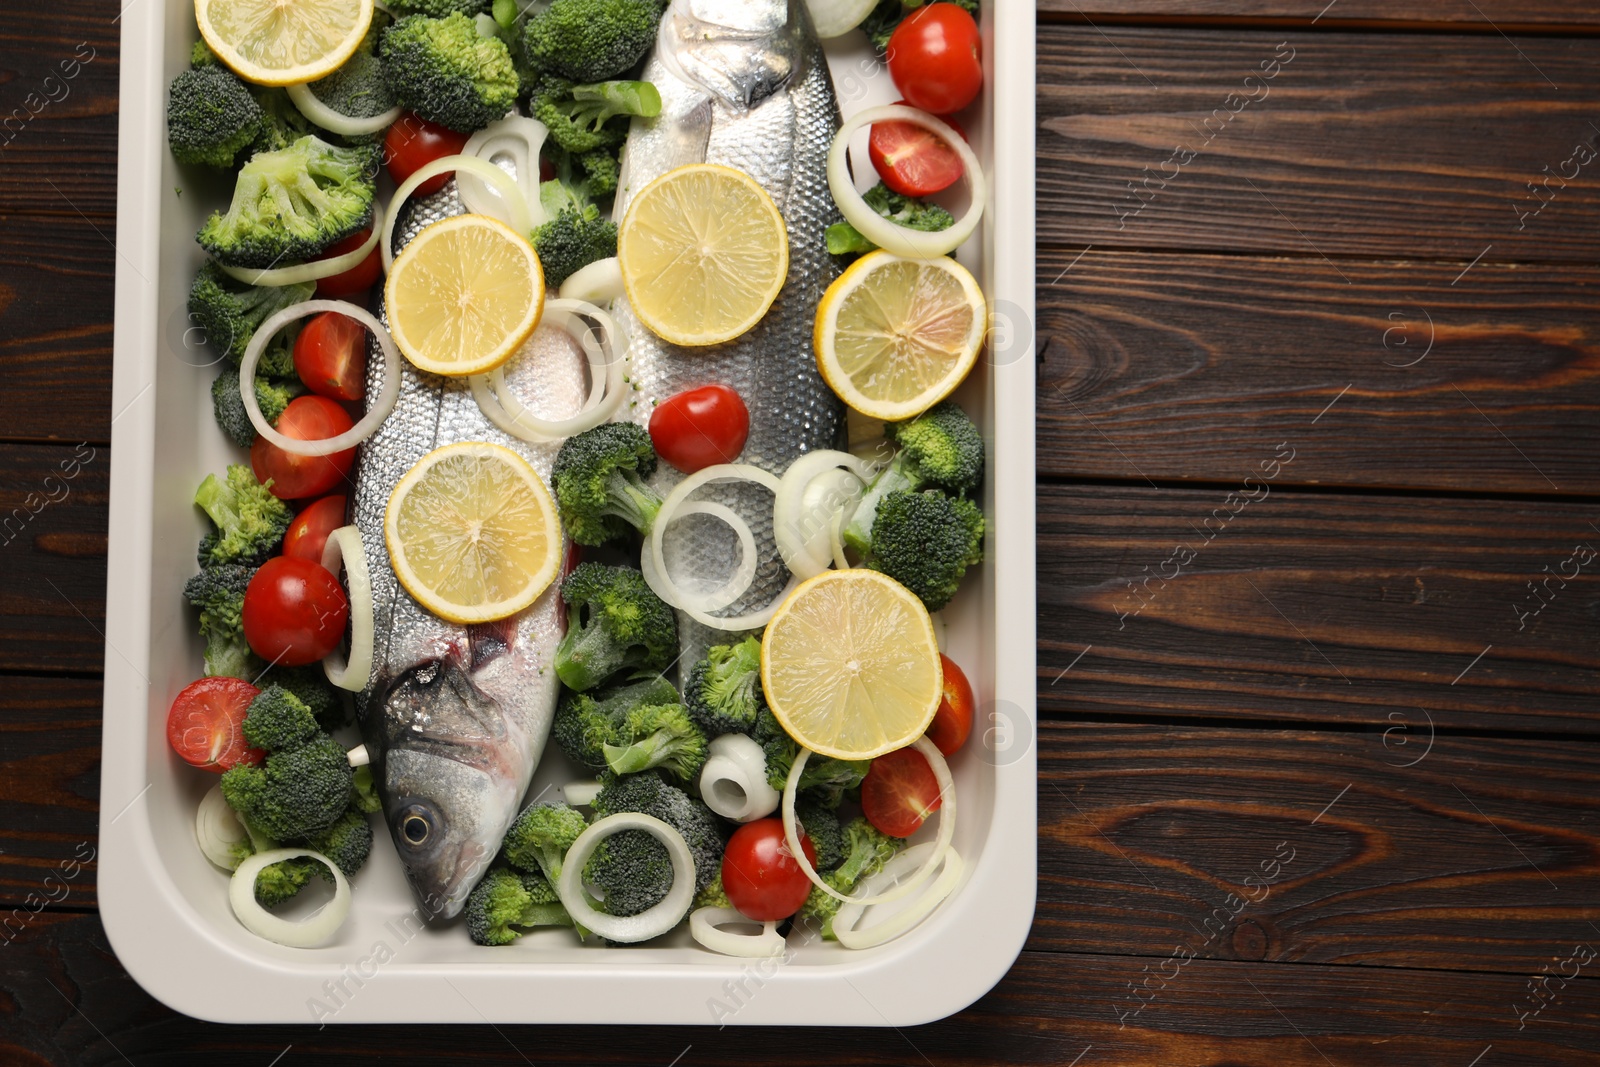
382, 154, 532, 274
229, 848, 351, 947
831, 843, 964, 949
554, 812, 696, 943
690, 906, 786, 957
773, 450, 872, 579
639, 501, 758, 614
563, 780, 603, 807
469, 299, 626, 441
286, 82, 403, 138
195, 783, 250, 871
698, 733, 781, 822
320, 525, 374, 691
805, 0, 879, 37
239, 300, 400, 457
216, 200, 385, 288
558, 256, 625, 305
459, 115, 549, 228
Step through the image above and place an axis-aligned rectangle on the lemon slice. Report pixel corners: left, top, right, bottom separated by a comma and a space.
385, 214, 545, 377
814, 250, 986, 422
384, 442, 561, 624
760, 569, 943, 761
619, 163, 789, 346
195, 0, 373, 87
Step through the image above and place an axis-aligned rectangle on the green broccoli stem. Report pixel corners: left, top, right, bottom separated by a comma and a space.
842, 463, 915, 555
555, 607, 631, 690
605, 468, 663, 535
522, 902, 574, 927
601, 730, 675, 775
194, 473, 242, 535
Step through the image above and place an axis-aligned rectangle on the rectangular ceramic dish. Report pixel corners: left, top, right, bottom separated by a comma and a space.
101, 0, 1036, 1025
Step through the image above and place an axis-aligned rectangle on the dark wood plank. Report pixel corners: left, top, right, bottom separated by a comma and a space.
1037, 28, 1600, 260
1036, 250, 1600, 494
1042, 0, 1600, 30
1037, 484, 1600, 734
0, 676, 100, 911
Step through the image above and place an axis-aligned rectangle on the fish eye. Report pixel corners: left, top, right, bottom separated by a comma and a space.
399, 805, 433, 847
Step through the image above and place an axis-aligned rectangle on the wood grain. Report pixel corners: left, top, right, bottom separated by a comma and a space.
0, 676, 100, 911
1036, 484, 1600, 734
1035, 249, 1600, 494
1041, 0, 1600, 31
1036, 28, 1600, 260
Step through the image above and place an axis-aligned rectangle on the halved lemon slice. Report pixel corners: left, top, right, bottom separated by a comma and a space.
760, 569, 943, 761
384, 442, 561, 624
195, 0, 373, 87
619, 163, 789, 346
386, 214, 545, 377
814, 250, 986, 422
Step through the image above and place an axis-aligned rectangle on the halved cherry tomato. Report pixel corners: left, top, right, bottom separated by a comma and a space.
242, 556, 349, 667
648, 385, 750, 473
861, 746, 943, 838
721, 818, 817, 921
251, 395, 357, 500
870, 103, 966, 198
887, 3, 983, 116
925, 653, 974, 755
385, 112, 469, 197
294, 311, 368, 401
283, 494, 348, 563
312, 228, 381, 299
166, 676, 264, 773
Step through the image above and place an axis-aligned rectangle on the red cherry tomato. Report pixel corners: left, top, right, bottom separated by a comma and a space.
925, 654, 974, 755
869, 103, 966, 198
861, 746, 943, 838
166, 676, 264, 773
242, 556, 349, 666
282, 494, 348, 563
385, 112, 470, 197
251, 395, 357, 500
648, 385, 751, 473
721, 818, 817, 921
294, 311, 368, 401
312, 228, 381, 299
886, 3, 983, 116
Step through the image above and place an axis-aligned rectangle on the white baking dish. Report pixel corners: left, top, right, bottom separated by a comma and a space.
101, 0, 1035, 1025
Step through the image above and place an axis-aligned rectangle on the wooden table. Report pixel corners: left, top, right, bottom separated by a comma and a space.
3, 1, 1598, 1062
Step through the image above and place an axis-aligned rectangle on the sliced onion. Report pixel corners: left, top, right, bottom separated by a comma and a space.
559, 256, 625, 305
828, 106, 986, 259
240, 299, 400, 457
347, 743, 371, 767
698, 733, 780, 822
229, 848, 351, 947
773, 450, 872, 580
828, 502, 852, 571
783, 737, 955, 906
564, 780, 603, 807
469, 299, 625, 441
320, 525, 374, 691
690, 906, 786, 957
554, 812, 696, 943
831, 843, 964, 949
459, 115, 549, 228
639, 501, 758, 614
286, 82, 403, 138
805, 0, 878, 36
217, 200, 385, 288
382, 154, 532, 274
196, 783, 250, 872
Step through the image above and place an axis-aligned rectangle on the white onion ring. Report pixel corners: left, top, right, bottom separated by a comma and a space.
469, 299, 625, 441
831, 843, 964, 949
286, 82, 404, 138
346, 743, 371, 767
229, 848, 351, 947
828, 106, 986, 259
196, 783, 250, 871
805, 0, 879, 37
783, 737, 955, 906
559, 257, 625, 305
554, 813, 696, 943
698, 733, 780, 822
689, 907, 786, 957
459, 115, 549, 228
217, 200, 384, 288
320, 525, 374, 691
829, 503, 852, 571
239, 300, 400, 457
639, 501, 758, 614
381, 154, 532, 273
774, 450, 872, 579
563, 780, 603, 807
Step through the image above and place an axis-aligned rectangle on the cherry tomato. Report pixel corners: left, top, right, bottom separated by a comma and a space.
282, 494, 348, 563
648, 385, 751, 473
251, 395, 357, 500
312, 228, 381, 299
870, 103, 966, 198
721, 818, 817, 921
243, 556, 349, 666
886, 3, 983, 116
385, 112, 469, 196
166, 676, 264, 773
925, 654, 974, 755
861, 746, 943, 838
294, 311, 368, 401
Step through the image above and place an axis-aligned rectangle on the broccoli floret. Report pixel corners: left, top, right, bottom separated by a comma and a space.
381, 13, 519, 133
795, 797, 844, 871
552, 672, 680, 770
693, 870, 732, 910
305, 806, 374, 878
254, 857, 318, 907
248, 86, 317, 154
684, 638, 765, 740
591, 771, 723, 894
466, 866, 573, 946
844, 401, 983, 553
221, 735, 355, 841
241, 685, 321, 754
167, 65, 264, 169
796, 816, 904, 937
189, 262, 316, 370
306, 48, 396, 130
573, 147, 619, 198
601, 703, 706, 780
757, 712, 870, 805
183, 563, 255, 679
502, 800, 588, 884
824, 181, 956, 256
387, 0, 489, 17
533, 203, 618, 288
866, 490, 984, 612
352, 764, 382, 813
859, 0, 979, 53
521, 0, 662, 83
191, 39, 220, 67
260, 663, 349, 732
555, 563, 678, 690
211, 365, 304, 449
550, 423, 665, 546
530, 76, 659, 155
194, 464, 294, 566
197, 135, 378, 268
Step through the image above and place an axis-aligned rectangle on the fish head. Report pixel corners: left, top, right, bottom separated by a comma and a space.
658, 0, 813, 109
